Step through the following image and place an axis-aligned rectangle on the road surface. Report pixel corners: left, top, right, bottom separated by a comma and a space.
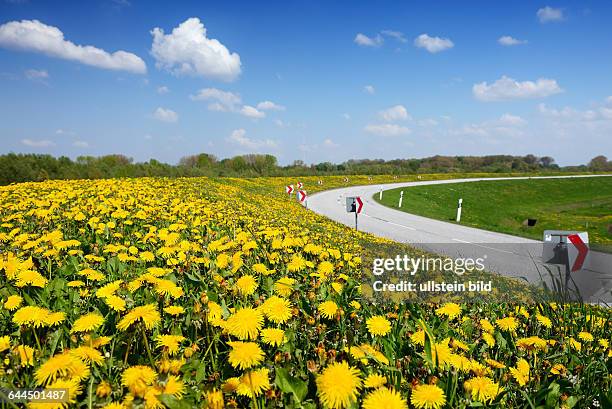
307, 175, 612, 303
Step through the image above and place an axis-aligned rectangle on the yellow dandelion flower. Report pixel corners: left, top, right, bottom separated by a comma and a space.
435, 303, 461, 320
121, 365, 157, 398
318, 301, 338, 319
287, 254, 307, 272
316, 361, 362, 408
29, 377, 82, 409
410, 384, 446, 409
163, 306, 185, 316
225, 307, 263, 340
71, 312, 104, 333
363, 387, 407, 409
105, 295, 126, 312
67, 280, 85, 287
235, 274, 258, 296
484, 358, 506, 369
464, 376, 502, 403
274, 276, 296, 297
550, 363, 567, 375
237, 367, 270, 398
71, 346, 104, 365
117, 304, 160, 331
14, 344, 35, 366
536, 314, 552, 328
261, 296, 292, 324
366, 315, 392, 337
35, 352, 90, 385
205, 389, 224, 409
4, 294, 22, 310
15, 270, 48, 288
228, 341, 264, 369
495, 317, 518, 332
0, 336, 10, 352
222, 377, 241, 393
578, 331, 594, 342
13, 306, 50, 327
480, 319, 494, 333
260, 328, 286, 347
509, 359, 530, 386
155, 334, 185, 355
163, 375, 185, 398
363, 374, 387, 389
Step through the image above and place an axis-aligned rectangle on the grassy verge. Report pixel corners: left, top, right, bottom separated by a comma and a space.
374, 176, 612, 244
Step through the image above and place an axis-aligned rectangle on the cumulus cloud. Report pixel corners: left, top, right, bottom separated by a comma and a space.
156, 85, 169, 94
256, 100, 285, 111
323, 138, 339, 148
21, 138, 54, 147
379, 105, 410, 122
73, 140, 89, 148
24, 68, 48, 80
364, 123, 411, 136
151, 17, 241, 81
0, 19, 146, 73
190, 87, 242, 111
153, 107, 178, 122
414, 34, 454, 53
354, 33, 383, 47
381, 30, 407, 43
498, 36, 527, 46
363, 85, 375, 94
240, 105, 265, 119
473, 75, 563, 101
499, 113, 527, 126
227, 128, 276, 150
537, 6, 565, 23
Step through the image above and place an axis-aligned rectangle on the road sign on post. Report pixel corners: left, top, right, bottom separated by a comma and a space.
398, 191, 404, 208
286, 185, 294, 195
346, 196, 363, 230
456, 198, 463, 222
542, 230, 590, 272
297, 181, 304, 189
297, 190, 307, 202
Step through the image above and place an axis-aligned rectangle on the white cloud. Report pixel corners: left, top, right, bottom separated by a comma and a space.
363, 85, 375, 94
379, 105, 411, 122
72, 140, 89, 148
537, 6, 565, 23
354, 33, 383, 47
499, 113, 527, 126
381, 30, 407, 43
342, 113, 351, 120
418, 118, 439, 127
153, 107, 178, 122
498, 36, 527, 46
21, 138, 54, 147
240, 105, 265, 119
364, 123, 411, 136
227, 128, 276, 150
24, 68, 48, 80
0, 19, 146, 73
323, 138, 339, 148
414, 34, 454, 53
157, 85, 169, 94
190, 87, 242, 111
606, 96, 612, 104
150, 17, 241, 81
473, 75, 563, 101
256, 100, 285, 111
538, 102, 611, 121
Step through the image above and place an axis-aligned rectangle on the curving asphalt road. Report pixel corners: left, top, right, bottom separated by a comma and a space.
307, 175, 612, 303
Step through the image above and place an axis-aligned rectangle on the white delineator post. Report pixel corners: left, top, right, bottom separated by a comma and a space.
379, 189, 383, 200
398, 191, 404, 208
456, 198, 463, 222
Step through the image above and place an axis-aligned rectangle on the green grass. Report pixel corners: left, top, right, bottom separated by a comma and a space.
374, 177, 612, 244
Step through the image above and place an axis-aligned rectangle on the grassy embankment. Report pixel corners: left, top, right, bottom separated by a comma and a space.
375, 176, 612, 244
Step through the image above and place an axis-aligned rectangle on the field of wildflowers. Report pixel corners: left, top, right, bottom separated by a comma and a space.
0, 175, 610, 408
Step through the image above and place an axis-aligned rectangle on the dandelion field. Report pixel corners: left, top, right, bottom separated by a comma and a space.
0, 175, 610, 409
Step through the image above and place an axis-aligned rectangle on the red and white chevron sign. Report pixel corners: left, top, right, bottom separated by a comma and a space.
355, 196, 363, 213
286, 185, 294, 194
567, 233, 589, 272
297, 190, 307, 202
297, 181, 304, 189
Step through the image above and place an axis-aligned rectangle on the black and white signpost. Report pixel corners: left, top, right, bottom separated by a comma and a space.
346, 196, 363, 230
456, 198, 463, 222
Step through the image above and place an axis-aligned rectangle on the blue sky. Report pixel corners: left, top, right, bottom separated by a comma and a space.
1, 1, 611, 166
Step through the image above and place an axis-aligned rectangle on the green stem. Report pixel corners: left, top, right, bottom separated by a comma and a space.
141, 325, 156, 368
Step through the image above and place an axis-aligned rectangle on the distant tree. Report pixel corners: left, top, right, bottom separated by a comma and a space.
588, 155, 609, 171
539, 156, 555, 168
